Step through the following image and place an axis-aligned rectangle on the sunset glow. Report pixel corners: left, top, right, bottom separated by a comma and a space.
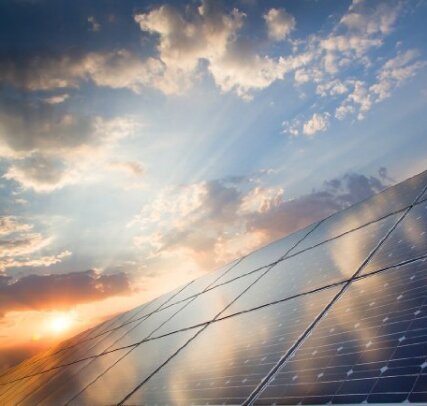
47, 312, 75, 335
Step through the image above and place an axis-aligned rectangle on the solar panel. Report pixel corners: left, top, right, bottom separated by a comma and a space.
293, 170, 427, 254
1, 169, 427, 405
209, 222, 319, 286
90, 287, 339, 406
23, 329, 200, 405
253, 259, 427, 405
363, 201, 427, 275
221, 212, 401, 317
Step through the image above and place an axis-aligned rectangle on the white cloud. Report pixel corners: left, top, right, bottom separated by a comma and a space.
43, 93, 69, 104
134, 0, 294, 98
302, 113, 330, 136
264, 8, 296, 41
88, 16, 101, 32
281, 119, 301, 136
0, 217, 32, 236
0, 101, 140, 191
0, 250, 71, 272
316, 79, 349, 97
340, 2, 401, 35
0, 216, 71, 272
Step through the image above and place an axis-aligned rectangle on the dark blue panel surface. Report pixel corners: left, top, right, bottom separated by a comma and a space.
363, 201, 427, 275
121, 287, 340, 406
254, 259, 427, 405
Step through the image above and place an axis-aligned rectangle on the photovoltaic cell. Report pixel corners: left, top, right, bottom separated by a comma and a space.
158, 259, 240, 306
254, 259, 427, 405
362, 201, 427, 275
65, 328, 201, 405
149, 270, 261, 339
5, 348, 130, 405
221, 212, 401, 317
121, 286, 340, 406
210, 223, 319, 286
292, 170, 427, 254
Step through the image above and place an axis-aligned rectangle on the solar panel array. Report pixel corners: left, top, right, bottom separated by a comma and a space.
1, 169, 427, 405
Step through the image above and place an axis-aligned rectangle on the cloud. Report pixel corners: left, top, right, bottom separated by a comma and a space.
0, 99, 139, 191
0, 216, 71, 272
43, 93, 69, 104
0, 250, 71, 272
109, 160, 145, 177
0, 50, 163, 93
88, 16, 101, 32
0, 216, 33, 236
264, 8, 296, 41
302, 112, 330, 136
131, 169, 389, 272
134, 0, 296, 98
334, 50, 426, 121
340, 1, 401, 35
0, 269, 132, 317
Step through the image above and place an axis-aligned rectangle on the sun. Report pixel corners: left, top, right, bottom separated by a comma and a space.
48, 312, 74, 334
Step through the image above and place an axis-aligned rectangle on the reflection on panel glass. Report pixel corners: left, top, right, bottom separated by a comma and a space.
293, 170, 427, 254
106, 299, 195, 351
161, 260, 240, 306
20, 347, 133, 405
222, 213, 400, 317
122, 286, 340, 406
363, 202, 427, 275
255, 259, 427, 405
150, 271, 261, 339
66, 328, 202, 406
212, 223, 318, 286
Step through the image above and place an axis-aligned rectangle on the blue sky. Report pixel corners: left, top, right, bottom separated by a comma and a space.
0, 0, 426, 369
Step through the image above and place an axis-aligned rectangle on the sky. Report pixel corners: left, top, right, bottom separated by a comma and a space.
0, 0, 427, 371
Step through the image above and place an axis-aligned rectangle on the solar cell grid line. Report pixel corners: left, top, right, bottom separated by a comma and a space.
244, 200, 416, 406
145, 258, 243, 312
4, 296, 198, 392
15, 347, 135, 406
362, 200, 427, 276
209, 221, 322, 287
252, 258, 427, 405
288, 169, 427, 256
67, 264, 310, 404
23, 270, 265, 404
220, 212, 402, 318
62, 327, 206, 406
84, 286, 341, 406
70, 258, 242, 348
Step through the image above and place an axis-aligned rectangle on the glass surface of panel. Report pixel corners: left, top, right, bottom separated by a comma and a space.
362, 201, 427, 275
149, 271, 261, 339
22, 347, 133, 405
212, 223, 318, 286
123, 286, 340, 406
105, 299, 195, 351
66, 328, 202, 406
293, 170, 427, 254
161, 260, 240, 306
255, 259, 427, 405
222, 212, 401, 317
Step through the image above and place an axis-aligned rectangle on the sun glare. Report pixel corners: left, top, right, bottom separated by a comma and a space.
48, 312, 74, 334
